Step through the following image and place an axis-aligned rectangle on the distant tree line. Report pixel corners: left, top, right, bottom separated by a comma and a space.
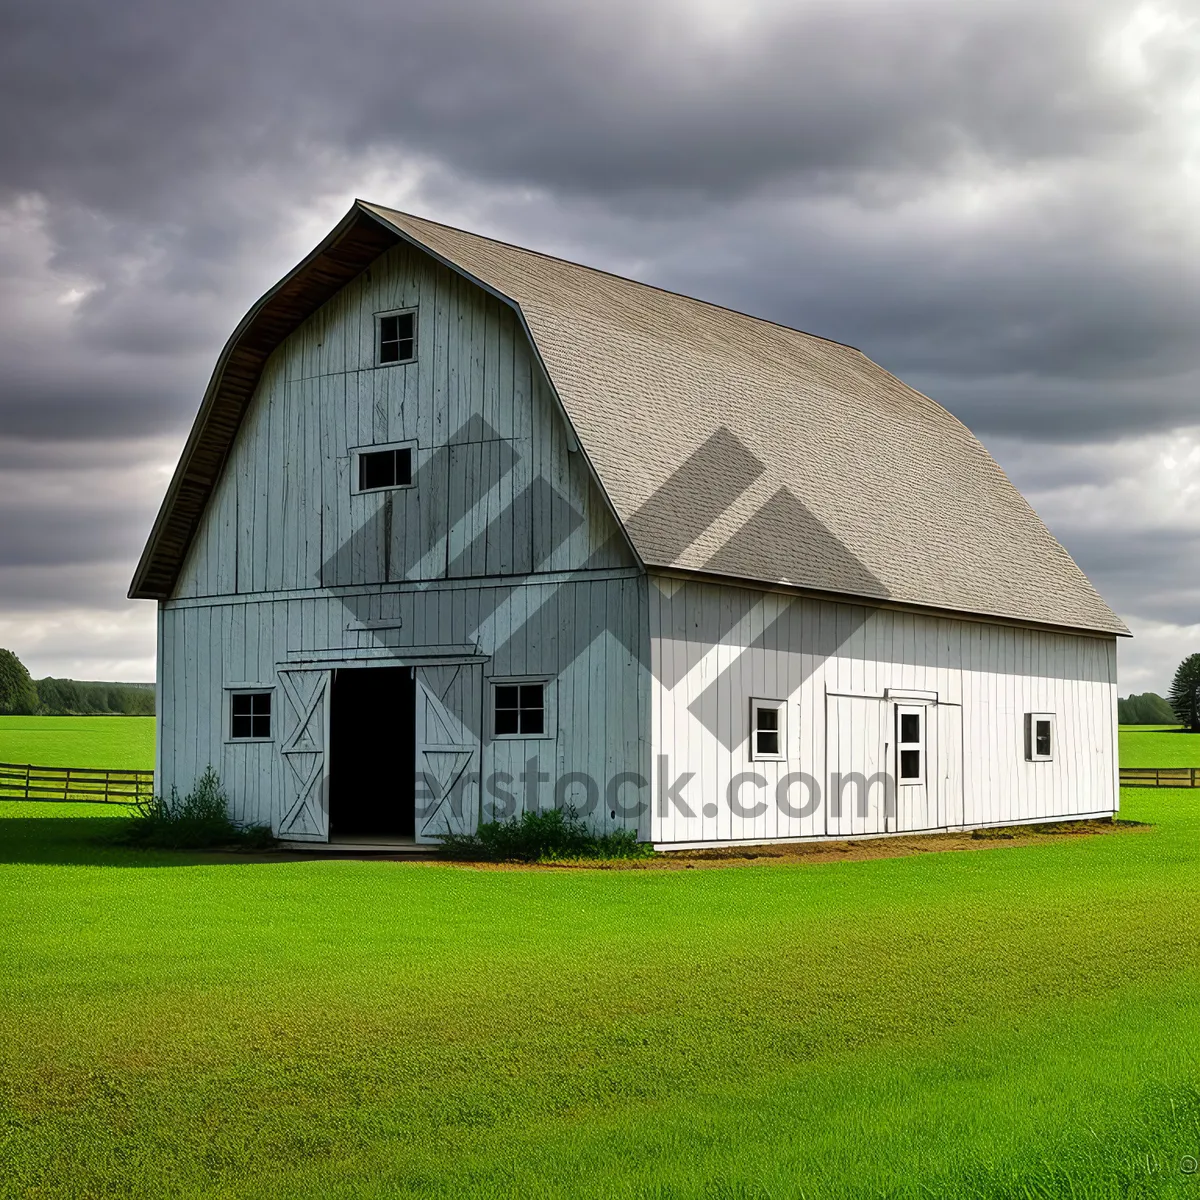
1117, 692, 1177, 725
1120, 654, 1200, 730
35, 677, 155, 716
0, 648, 154, 716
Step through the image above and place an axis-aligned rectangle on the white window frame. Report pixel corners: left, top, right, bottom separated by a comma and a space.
224, 684, 275, 744
375, 307, 417, 367
895, 704, 925, 787
350, 439, 418, 496
749, 698, 787, 762
490, 676, 556, 741
1025, 712, 1056, 761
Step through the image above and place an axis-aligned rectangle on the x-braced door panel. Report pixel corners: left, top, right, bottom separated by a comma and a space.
277, 669, 330, 841
414, 663, 482, 843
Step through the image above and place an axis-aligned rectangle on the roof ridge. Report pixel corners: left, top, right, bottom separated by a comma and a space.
360, 200, 863, 355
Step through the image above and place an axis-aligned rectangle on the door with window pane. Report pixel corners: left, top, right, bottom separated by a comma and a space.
893, 705, 931, 831
892, 701, 964, 832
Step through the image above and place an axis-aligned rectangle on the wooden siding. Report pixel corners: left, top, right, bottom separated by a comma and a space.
157, 575, 649, 836
155, 231, 1119, 848
648, 577, 1118, 847
132, 208, 400, 599
160, 236, 645, 838
174, 239, 629, 600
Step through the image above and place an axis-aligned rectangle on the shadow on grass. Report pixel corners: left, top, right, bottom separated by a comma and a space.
1122, 725, 1200, 735
0, 810, 1149, 872
0, 815, 299, 868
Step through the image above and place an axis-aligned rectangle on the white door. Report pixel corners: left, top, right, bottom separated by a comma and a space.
891, 703, 964, 832
277, 669, 330, 841
892, 703, 932, 832
414, 663, 483, 843
825, 694, 890, 837
936, 704, 965, 829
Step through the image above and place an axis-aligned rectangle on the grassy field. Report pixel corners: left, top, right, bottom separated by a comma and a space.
3, 719, 1200, 1196
1118, 724, 1200, 768
2, 787, 1200, 1197
0, 715, 154, 770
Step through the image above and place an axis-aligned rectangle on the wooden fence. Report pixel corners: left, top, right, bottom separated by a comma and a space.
1119, 767, 1200, 789
1, 761, 1189, 800
0, 762, 154, 805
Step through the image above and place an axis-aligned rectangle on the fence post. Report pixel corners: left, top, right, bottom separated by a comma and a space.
1, 762, 154, 805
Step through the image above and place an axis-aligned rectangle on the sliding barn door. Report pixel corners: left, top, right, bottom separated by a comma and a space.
825, 694, 889, 837
936, 703, 965, 830
277, 669, 330, 841
414, 663, 483, 843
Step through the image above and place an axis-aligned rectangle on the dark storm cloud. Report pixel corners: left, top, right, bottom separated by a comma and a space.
0, 0, 1197, 680
0, 0, 1147, 208
3, 0, 1196, 438
1057, 528, 1200, 629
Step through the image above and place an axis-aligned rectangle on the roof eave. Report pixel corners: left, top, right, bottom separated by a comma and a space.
645, 564, 1130, 639
129, 203, 401, 600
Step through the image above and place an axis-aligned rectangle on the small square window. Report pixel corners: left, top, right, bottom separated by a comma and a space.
379, 311, 415, 364
230, 691, 271, 740
357, 447, 412, 492
750, 699, 786, 761
494, 682, 545, 738
1025, 713, 1055, 761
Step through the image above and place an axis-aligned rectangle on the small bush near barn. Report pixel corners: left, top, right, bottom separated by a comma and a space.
118, 766, 272, 850
439, 805, 653, 862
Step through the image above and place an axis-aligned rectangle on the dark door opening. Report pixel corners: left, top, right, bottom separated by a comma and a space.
329, 666, 416, 839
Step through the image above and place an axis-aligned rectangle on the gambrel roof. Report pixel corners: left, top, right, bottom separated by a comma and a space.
131, 201, 1126, 637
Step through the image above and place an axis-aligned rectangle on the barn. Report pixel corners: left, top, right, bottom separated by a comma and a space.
130, 201, 1128, 849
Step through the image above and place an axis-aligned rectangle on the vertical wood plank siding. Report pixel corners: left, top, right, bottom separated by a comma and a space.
158, 236, 1118, 845
648, 577, 1118, 847
159, 239, 646, 835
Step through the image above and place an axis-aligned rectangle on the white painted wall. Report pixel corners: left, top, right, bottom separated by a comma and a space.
159, 238, 648, 839
156, 237, 1118, 848
648, 576, 1118, 848
158, 576, 648, 838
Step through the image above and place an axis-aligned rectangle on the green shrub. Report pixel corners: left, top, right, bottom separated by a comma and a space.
117, 767, 273, 850
439, 805, 653, 863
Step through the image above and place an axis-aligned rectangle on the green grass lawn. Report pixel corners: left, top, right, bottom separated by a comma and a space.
0, 715, 154, 771
1119, 724, 1200, 768
3, 719, 1200, 1196
3, 787, 1200, 1198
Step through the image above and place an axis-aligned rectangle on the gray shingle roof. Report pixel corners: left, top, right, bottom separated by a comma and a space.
364, 203, 1127, 636
132, 200, 1125, 636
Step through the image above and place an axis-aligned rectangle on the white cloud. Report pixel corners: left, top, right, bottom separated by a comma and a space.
1118, 615, 1200, 695
0, 605, 156, 681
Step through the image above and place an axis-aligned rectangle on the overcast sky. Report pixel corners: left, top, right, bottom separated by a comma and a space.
1, 0, 1198, 691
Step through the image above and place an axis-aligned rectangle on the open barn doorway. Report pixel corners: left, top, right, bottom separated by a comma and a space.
328, 666, 416, 840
